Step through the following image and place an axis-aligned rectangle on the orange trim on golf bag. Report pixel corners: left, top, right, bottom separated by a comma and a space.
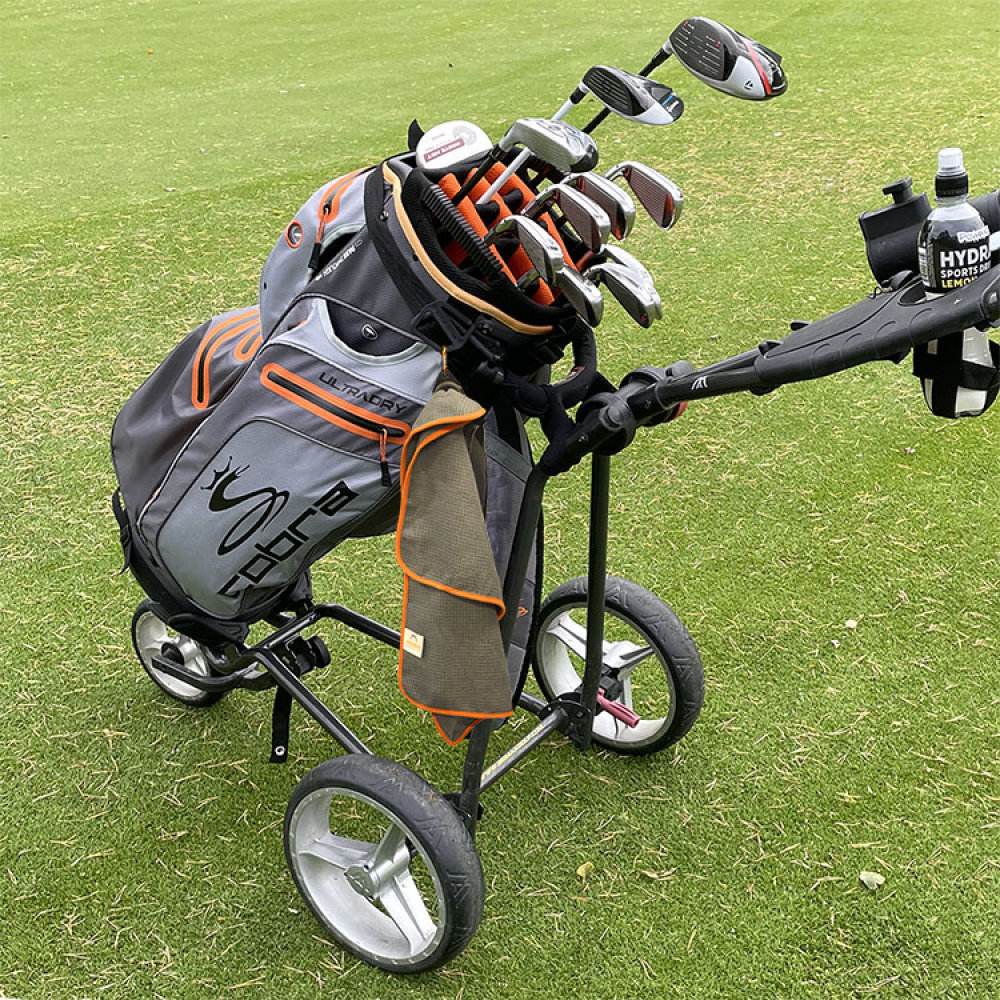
394, 408, 511, 746
191, 309, 261, 410
382, 162, 555, 337
437, 169, 557, 306
260, 363, 411, 443
234, 328, 263, 361
313, 170, 365, 250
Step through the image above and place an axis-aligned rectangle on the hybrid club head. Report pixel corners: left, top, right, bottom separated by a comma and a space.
666, 17, 786, 101
485, 214, 565, 285
579, 65, 684, 125
585, 261, 662, 328
499, 118, 599, 175
554, 266, 604, 326
605, 161, 683, 229
476, 118, 600, 203
416, 120, 493, 177
523, 184, 611, 252
564, 172, 636, 241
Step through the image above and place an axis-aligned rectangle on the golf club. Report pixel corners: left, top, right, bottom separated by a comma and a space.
605, 161, 683, 229
582, 16, 786, 131
667, 17, 786, 101
478, 64, 681, 204
416, 120, 494, 177
564, 172, 637, 240
586, 260, 662, 328
592, 244, 657, 284
453, 118, 598, 205
553, 265, 605, 326
522, 184, 611, 252
484, 215, 565, 285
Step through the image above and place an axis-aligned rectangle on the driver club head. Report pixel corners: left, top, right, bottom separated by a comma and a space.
564, 172, 636, 240
665, 17, 786, 101
523, 184, 611, 252
605, 161, 683, 229
579, 65, 685, 125
485, 214, 565, 285
415, 120, 494, 177
554, 266, 604, 326
585, 261, 662, 328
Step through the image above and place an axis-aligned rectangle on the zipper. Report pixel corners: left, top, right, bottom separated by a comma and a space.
260, 363, 410, 482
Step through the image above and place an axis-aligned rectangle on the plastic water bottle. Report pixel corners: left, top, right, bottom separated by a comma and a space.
917, 148, 993, 416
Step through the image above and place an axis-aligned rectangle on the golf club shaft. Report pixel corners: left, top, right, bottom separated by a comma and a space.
476, 102, 574, 204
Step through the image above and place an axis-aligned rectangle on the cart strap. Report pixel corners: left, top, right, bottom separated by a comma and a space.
270, 684, 293, 763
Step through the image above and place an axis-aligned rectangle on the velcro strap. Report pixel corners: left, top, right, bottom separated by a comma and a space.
270, 686, 292, 764
111, 488, 133, 575
912, 342, 1000, 391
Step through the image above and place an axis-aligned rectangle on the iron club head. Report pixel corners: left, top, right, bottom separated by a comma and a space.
563, 172, 636, 241
485, 214, 565, 285
553, 266, 604, 326
605, 161, 683, 229
585, 260, 662, 328
523, 184, 611, 252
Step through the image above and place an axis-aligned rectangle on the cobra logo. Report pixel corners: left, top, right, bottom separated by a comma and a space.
202, 458, 289, 555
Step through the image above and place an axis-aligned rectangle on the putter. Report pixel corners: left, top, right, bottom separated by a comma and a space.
484, 215, 565, 285
586, 261, 662, 328
564, 172, 636, 241
605, 161, 683, 229
582, 16, 786, 131
416, 120, 493, 177
554, 266, 604, 326
522, 184, 611, 252
453, 118, 598, 205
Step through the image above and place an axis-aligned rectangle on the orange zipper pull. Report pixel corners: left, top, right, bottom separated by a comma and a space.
379, 428, 391, 487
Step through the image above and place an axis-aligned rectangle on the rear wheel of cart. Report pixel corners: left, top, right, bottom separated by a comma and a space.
531, 575, 703, 755
131, 600, 226, 707
284, 754, 484, 973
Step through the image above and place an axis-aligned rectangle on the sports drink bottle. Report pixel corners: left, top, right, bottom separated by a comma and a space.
916, 148, 993, 417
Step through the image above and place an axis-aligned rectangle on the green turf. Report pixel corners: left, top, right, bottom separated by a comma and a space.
2, 0, 999, 997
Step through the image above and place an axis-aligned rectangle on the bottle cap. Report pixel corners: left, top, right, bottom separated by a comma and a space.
935, 147, 968, 200
937, 147, 965, 176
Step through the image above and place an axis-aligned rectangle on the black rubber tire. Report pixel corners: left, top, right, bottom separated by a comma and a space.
531, 575, 704, 755
284, 755, 484, 973
130, 600, 225, 707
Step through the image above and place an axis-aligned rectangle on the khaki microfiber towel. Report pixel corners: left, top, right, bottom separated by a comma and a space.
395, 374, 513, 744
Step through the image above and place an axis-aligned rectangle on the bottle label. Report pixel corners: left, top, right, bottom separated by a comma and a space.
919, 225, 991, 292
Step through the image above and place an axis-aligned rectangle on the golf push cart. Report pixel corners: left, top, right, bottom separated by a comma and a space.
112, 16, 1000, 973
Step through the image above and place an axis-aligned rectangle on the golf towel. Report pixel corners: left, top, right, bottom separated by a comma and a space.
396, 374, 513, 744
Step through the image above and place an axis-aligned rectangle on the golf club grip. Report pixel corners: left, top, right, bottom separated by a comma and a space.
754, 269, 1000, 387
421, 186, 507, 280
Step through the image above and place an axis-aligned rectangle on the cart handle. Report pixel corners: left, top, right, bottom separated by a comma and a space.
546, 268, 1000, 470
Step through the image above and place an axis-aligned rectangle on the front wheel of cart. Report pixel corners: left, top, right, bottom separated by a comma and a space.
531, 576, 704, 755
284, 754, 484, 973
131, 600, 226, 707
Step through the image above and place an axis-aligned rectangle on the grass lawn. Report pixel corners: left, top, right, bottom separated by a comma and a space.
2, 1, 998, 997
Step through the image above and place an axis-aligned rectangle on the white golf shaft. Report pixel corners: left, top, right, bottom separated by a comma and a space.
476, 99, 575, 204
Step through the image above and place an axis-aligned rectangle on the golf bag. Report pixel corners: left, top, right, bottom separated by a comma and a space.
112, 152, 594, 670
